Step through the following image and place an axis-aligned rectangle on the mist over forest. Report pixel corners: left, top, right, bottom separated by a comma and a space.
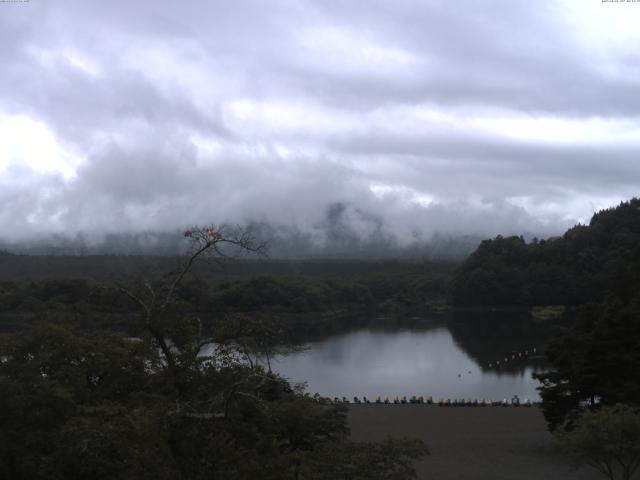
0, 225, 482, 261
0, 200, 558, 260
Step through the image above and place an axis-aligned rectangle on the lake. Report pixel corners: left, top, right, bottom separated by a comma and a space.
269, 312, 553, 401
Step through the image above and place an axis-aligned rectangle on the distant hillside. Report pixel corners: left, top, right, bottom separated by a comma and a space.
452, 198, 640, 306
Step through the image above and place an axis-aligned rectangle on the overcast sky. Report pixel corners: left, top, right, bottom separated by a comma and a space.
1, 0, 639, 244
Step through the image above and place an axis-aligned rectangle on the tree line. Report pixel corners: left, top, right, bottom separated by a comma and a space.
452, 198, 640, 307
0, 263, 452, 333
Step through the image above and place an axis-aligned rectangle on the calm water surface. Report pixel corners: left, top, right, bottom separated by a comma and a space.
271, 314, 550, 401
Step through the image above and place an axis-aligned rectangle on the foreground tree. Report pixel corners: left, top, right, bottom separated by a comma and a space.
534, 296, 640, 431
0, 224, 427, 479
116, 225, 268, 372
557, 405, 640, 480
214, 313, 306, 372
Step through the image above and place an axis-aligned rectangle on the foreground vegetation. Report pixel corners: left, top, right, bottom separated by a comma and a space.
0, 322, 427, 480
0, 226, 427, 479
558, 405, 640, 480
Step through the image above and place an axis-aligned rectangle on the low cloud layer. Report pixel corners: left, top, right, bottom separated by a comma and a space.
1, 0, 639, 247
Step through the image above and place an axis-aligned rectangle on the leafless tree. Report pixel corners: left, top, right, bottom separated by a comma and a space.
117, 224, 268, 370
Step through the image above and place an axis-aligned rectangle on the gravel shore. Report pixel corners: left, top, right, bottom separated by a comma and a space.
348, 405, 602, 480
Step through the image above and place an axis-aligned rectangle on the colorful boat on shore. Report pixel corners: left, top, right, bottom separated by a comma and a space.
326, 394, 538, 406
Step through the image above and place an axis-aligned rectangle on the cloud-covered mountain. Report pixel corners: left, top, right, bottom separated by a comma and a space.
1, 1, 638, 242
0, 200, 558, 261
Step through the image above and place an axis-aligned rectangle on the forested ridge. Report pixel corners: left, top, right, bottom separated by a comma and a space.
452, 198, 640, 306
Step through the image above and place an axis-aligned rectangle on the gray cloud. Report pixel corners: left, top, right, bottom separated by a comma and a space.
0, 0, 638, 248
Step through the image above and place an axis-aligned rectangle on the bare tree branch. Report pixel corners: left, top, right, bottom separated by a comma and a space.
112, 224, 267, 374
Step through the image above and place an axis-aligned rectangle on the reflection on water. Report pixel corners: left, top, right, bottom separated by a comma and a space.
272, 313, 553, 400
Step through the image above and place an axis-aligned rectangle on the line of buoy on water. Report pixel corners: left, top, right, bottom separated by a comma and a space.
482, 347, 538, 370
329, 395, 534, 407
